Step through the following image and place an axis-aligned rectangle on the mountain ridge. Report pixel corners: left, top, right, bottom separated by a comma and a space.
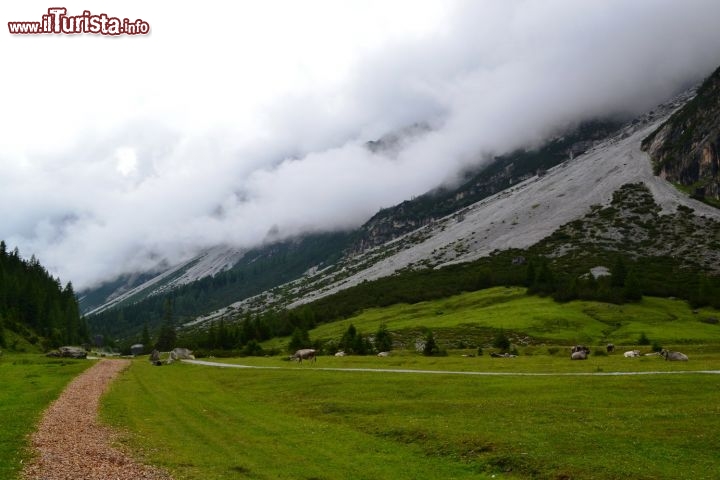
85, 72, 720, 340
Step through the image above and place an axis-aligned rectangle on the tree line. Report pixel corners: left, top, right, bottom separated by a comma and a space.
0, 241, 88, 350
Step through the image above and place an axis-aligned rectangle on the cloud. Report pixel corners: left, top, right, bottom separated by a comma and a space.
2, 0, 720, 289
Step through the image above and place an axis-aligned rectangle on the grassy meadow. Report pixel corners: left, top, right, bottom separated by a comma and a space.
4, 288, 720, 479
101, 357, 720, 480
99, 289, 720, 479
0, 354, 92, 479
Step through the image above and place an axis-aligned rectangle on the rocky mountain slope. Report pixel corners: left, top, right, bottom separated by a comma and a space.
642, 64, 720, 203
189, 84, 720, 327
86, 68, 720, 339
82, 121, 618, 317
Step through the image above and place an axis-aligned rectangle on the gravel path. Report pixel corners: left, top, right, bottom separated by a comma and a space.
183, 359, 720, 376
22, 359, 172, 480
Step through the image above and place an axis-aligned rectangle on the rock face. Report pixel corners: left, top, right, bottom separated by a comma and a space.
642, 65, 720, 202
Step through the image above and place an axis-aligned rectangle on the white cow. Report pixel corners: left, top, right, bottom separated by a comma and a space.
661, 349, 688, 361
624, 350, 641, 358
167, 347, 195, 364
292, 349, 317, 363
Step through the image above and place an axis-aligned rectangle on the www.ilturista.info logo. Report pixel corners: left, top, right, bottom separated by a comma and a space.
8, 8, 150, 35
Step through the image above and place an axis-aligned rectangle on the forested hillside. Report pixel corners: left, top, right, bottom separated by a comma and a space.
86, 232, 352, 340
0, 240, 87, 350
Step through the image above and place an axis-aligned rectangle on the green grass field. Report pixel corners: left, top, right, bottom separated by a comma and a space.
5, 288, 720, 479
101, 357, 720, 480
0, 354, 92, 479
100, 289, 720, 479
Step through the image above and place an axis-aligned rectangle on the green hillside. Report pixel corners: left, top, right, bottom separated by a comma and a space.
262, 286, 720, 353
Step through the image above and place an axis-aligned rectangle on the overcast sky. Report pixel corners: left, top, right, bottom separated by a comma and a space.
2, 0, 720, 290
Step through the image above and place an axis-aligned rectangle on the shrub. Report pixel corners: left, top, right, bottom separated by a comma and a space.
492, 329, 511, 352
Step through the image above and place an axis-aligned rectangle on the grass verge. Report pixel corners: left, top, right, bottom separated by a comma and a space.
0, 354, 92, 479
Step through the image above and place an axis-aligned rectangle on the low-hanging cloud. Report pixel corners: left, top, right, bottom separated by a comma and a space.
2, 0, 720, 290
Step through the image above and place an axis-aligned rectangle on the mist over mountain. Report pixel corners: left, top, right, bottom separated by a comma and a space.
2, 1, 720, 292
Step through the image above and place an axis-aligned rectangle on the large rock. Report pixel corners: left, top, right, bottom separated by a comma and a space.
46, 346, 87, 359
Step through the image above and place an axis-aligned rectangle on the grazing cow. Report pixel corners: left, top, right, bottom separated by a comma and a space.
624, 350, 641, 358
661, 349, 688, 361
606, 343, 615, 353
292, 348, 317, 363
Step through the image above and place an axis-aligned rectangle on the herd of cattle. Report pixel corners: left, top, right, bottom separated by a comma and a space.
149, 345, 689, 364
570, 344, 688, 361
288, 346, 689, 362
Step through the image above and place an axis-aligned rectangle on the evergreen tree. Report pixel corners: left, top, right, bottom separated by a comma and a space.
0, 240, 84, 350
288, 327, 310, 352
525, 260, 536, 287
374, 323, 393, 352
492, 329, 511, 352
423, 330, 439, 356
623, 269, 642, 301
0, 314, 5, 348
340, 324, 358, 353
154, 298, 177, 351
611, 257, 628, 288
142, 322, 151, 347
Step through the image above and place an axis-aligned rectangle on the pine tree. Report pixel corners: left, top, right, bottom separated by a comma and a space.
154, 298, 176, 351
611, 257, 628, 288
0, 314, 5, 348
288, 327, 310, 352
142, 323, 151, 347
623, 269, 642, 301
492, 329, 511, 352
375, 323, 393, 352
423, 330, 439, 356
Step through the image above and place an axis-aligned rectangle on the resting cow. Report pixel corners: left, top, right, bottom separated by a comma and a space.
167, 347, 195, 364
571, 350, 588, 360
624, 350, 641, 358
292, 348, 317, 363
570, 345, 590, 359
661, 349, 688, 361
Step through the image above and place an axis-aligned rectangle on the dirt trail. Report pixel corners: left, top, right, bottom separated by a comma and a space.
183, 358, 720, 376
22, 359, 172, 480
